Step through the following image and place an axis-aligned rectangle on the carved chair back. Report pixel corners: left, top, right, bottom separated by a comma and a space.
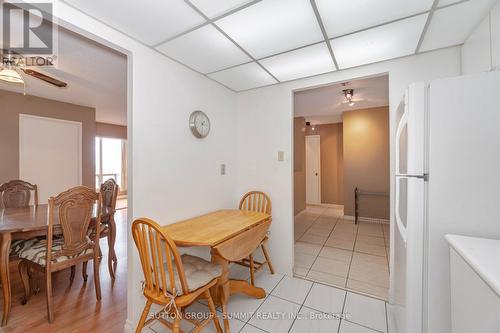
132, 218, 190, 298
239, 191, 272, 214
100, 179, 118, 212
0, 179, 38, 208
46, 186, 102, 267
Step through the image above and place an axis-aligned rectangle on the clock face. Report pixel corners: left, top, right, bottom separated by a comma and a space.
189, 110, 210, 138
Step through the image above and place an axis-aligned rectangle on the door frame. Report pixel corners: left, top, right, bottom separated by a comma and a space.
305, 134, 321, 205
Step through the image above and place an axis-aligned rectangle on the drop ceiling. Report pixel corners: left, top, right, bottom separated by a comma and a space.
64, 0, 497, 92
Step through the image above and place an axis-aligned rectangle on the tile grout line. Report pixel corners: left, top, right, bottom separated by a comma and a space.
286, 282, 315, 333
345, 218, 360, 291
302, 211, 339, 279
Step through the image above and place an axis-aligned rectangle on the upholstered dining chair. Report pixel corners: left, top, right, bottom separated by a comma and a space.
132, 218, 226, 333
0, 180, 40, 258
17, 186, 102, 323
237, 191, 274, 285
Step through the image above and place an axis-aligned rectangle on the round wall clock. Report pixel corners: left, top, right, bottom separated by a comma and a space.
189, 110, 211, 138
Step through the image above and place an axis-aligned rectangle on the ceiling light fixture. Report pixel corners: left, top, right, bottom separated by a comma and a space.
343, 88, 355, 106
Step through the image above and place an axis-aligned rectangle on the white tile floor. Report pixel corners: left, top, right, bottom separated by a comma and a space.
146, 266, 389, 333
294, 206, 390, 300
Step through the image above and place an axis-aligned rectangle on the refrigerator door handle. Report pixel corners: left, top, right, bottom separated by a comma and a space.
395, 177, 407, 246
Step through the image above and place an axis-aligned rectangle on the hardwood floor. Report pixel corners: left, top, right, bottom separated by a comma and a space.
0, 210, 128, 332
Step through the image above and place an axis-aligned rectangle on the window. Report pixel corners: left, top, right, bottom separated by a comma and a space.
95, 137, 127, 193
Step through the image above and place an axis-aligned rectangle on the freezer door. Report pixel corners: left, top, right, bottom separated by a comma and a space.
393, 176, 425, 333
395, 83, 426, 176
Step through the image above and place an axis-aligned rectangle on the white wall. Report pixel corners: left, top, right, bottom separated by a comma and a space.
462, 0, 500, 74
52, 2, 237, 331
235, 47, 462, 276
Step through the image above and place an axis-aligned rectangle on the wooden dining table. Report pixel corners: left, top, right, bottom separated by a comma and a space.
161, 209, 272, 333
0, 204, 111, 326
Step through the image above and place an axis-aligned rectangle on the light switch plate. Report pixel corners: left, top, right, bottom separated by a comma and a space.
278, 151, 285, 161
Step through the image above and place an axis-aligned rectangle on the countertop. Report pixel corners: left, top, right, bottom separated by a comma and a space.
446, 234, 500, 297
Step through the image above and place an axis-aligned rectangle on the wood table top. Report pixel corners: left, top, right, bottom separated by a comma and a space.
161, 209, 271, 247
0, 204, 110, 234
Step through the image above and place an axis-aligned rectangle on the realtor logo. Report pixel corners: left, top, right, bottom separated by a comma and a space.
1, 1, 54, 55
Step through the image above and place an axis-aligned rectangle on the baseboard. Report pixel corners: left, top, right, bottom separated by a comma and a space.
294, 208, 307, 217
306, 203, 344, 209
124, 319, 135, 333
343, 215, 390, 224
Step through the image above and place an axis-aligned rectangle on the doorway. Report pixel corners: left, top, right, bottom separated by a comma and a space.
293, 75, 391, 300
305, 135, 321, 205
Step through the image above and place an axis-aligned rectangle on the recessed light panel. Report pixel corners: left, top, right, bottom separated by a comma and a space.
215, 0, 323, 58
156, 25, 251, 74
316, 0, 433, 38
64, 0, 205, 45
260, 43, 335, 82
189, 0, 253, 18
330, 14, 428, 69
208, 62, 277, 91
420, 0, 498, 52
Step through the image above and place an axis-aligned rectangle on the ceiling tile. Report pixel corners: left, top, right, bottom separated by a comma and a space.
420, 0, 498, 52
260, 43, 335, 82
208, 62, 277, 91
316, 0, 433, 38
64, 0, 205, 45
330, 14, 428, 69
189, 0, 254, 18
156, 25, 251, 74
215, 0, 323, 59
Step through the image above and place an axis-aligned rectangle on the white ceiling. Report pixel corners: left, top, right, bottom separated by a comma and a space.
63, 0, 496, 92
294, 75, 389, 124
0, 26, 127, 125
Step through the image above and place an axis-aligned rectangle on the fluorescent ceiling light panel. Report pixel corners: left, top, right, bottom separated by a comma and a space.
260, 43, 335, 81
189, 0, 254, 18
156, 25, 251, 74
316, 0, 433, 38
208, 62, 277, 91
330, 14, 428, 69
215, 0, 323, 58
64, 0, 205, 45
420, 0, 498, 52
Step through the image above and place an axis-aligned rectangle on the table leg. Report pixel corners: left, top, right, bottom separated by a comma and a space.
1, 233, 12, 326
211, 251, 230, 333
107, 216, 117, 280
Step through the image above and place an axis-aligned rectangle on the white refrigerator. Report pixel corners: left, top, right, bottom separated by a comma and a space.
391, 71, 500, 333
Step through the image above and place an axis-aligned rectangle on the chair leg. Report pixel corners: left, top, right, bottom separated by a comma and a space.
18, 261, 31, 305
220, 286, 230, 333
135, 300, 152, 333
261, 243, 275, 274
70, 265, 76, 282
249, 254, 255, 286
46, 270, 54, 323
82, 261, 88, 282
93, 258, 101, 301
107, 232, 116, 280
172, 316, 181, 333
205, 290, 222, 333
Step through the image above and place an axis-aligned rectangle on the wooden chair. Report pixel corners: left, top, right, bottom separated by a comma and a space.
82, 178, 119, 280
0, 180, 40, 257
17, 186, 102, 323
237, 191, 275, 285
0, 179, 38, 209
132, 218, 226, 333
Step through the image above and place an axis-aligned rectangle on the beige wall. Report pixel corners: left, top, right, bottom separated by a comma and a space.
0, 89, 96, 189
96, 122, 127, 139
343, 106, 390, 219
294, 117, 306, 215
306, 123, 343, 205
